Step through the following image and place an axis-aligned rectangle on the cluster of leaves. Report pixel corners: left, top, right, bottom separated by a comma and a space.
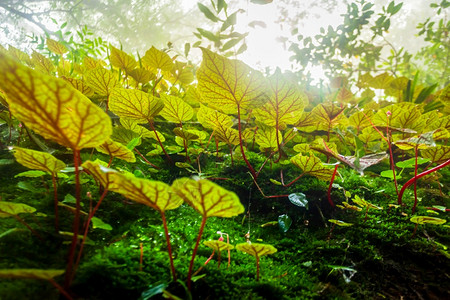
288, 0, 449, 87
0, 20, 449, 298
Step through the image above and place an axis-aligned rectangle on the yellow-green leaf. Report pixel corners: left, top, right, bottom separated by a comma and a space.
328, 219, 353, 226
129, 68, 155, 84
293, 143, 310, 153
253, 69, 307, 128
255, 126, 282, 151
62, 77, 94, 97
0, 201, 36, 218
197, 48, 268, 114
81, 160, 118, 189
311, 103, 347, 131
167, 61, 194, 85
46, 38, 68, 55
13, 147, 65, 174
197, 105, 233, 129
171, 177, 244, 218
235, 242, 277, 257
368, 73, 394, 89
31, 51, 55, 75
0, 53, 112, 149
96, 139, 136, 163
290, 154, 334, 181
203, 240, 234, 251
120, 118, 164, 141
160, 94, 194, 123
142, 46, 173, 72
110, 45, 137, 74
111, 126, 142, 146
421, 145, 450, 164
0, 269, 64, 281
109, 88, 164, 123
410, 216, 446, 225
348, 110, 372, 133
85, 67, 119, 96
173, 127, 199, 141
109, 172, 183, 212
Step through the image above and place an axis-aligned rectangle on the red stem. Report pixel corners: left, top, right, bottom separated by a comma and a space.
256, 255, 260, 281
398, 159, 450, 206
161, 211, 177, 281
48, 279, 73, 300
73, 188, 109, 278
327, 165, 339, 207
237, 105, 257, 179
148, 121, 172, 163
187, 216, 207, 290
65, 150, 81, 289
51, 174, 59, 232
134, 148, 160, 169
412, 146, 419, 214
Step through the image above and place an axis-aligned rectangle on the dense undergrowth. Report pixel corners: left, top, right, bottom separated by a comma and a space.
0, 1, 449, 299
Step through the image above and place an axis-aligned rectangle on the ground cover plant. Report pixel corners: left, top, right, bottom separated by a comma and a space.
0, 0, 449, 299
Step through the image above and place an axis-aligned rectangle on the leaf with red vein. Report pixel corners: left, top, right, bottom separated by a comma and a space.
96, 139, 136, 163
290, 153, 335, 181
160, 94, 194, 123
197, 48, 268, 114
13, 147, 65, 174
109, 88, 164, 123
0, 53, 112, 150
254, 69, 307, 128
171, 177, 244, 218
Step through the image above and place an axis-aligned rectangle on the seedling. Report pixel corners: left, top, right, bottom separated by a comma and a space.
352, 195, 383, 222
235, 242, 277, 281
409, 216, 446, 237
328, 219, 353, 240
171, 177, 244, 290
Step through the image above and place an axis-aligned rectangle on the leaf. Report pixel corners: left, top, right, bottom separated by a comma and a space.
235, 243, 277, 257
0, 269, 64, 281
328, 219, 353, 227
0, 202, 36, 218
109, 172, 183, 212
171, 177, 244, 218
348, 110, 372, 133
197, 3, 220, 22
396, 157, 430, 169
91, 217, 113, 230
109, 88, 164, 123
368, 72, 394, 89
142, 46, 173, 72
62, 77, 94, 97
278, 214, 292, 233
160, 94, 194, 123
0, 53, 112, 150
352, 195, 382, 210
203, 240, 234, 251
410, 216, 446, 225
14, 170, 48, 178
197, 105, 233, 129
167, 61, 194, 85
288, 193, 308, 208
290, 154, 335, 181
85, 67, 120, 96
380, 170, 402, 180
254, 69, 307, 128
120, 119, 165, 142
110, 45, 137, 74
13, 147, 65, 174
293, 144, 310, 153
111, 126, 142, 146
81, 160, 118, 189
96, 139, 136, 163
46, 38, 68, 55
197, 48, 268, 114
395, 131, 435, 150
255, 126, 282, 150
31, 51, 55, 75
129, 68, 155, 84
421, 145, 450, 164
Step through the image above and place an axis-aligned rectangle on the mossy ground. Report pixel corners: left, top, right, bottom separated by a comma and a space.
0, 148, 449, 300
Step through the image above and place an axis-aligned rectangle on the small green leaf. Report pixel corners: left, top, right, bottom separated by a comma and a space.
197, 3, 220, 22
380, 170, 402, 180
278, 214, 292, 233
91, 217, 113, 230
14, 170, 48, 178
